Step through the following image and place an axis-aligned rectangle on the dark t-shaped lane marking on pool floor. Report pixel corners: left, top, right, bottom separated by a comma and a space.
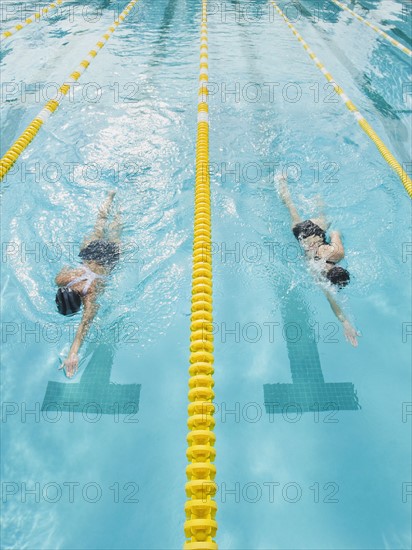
41, 343, 141, 415
264, 286, 360, 415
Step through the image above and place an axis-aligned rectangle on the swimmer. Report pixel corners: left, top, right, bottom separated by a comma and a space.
55, 190, 121, 377
277, 175, 360, 347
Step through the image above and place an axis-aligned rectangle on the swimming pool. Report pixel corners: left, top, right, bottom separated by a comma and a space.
1, 0, 411, 548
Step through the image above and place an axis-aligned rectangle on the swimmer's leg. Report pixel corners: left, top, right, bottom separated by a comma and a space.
94, 190, 116, 237
276, 175, 302, 226
82, 190, 116, 247
311, 195, 330, 231
108, 211, 122, 243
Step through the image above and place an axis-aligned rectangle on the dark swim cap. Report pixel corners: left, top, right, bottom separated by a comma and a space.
326, 266, 350, 289
56, 287, 82, 316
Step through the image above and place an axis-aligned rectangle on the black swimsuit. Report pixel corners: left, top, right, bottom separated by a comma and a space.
315, 257, 336, 265
293, 219, 326, 242
293, 220, 336, 265
79, 239, 120, 269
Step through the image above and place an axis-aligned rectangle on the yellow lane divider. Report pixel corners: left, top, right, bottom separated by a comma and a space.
1, 0, 64, 40
184, 1, 218, 549
271, 1, 412, 198
329, 0, 412, 58
0, 0, 139, 181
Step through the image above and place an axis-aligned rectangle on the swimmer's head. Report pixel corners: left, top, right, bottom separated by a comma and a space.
56, 287, 82, 316
326, 266, 350, 289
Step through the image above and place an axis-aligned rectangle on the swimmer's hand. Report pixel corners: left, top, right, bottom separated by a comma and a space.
59, 352, 79, 378
342, 320, 361, 347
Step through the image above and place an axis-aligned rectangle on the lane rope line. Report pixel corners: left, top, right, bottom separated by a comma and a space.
271, 0, 412, 198
1, 0, 64, 40
0, 0, 139, 181
184, 0, 218, 549
329, 0, 412, 58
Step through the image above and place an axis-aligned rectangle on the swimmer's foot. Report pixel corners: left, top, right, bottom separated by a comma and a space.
59, 352, 79, 378
274, 173, 289, 202
274, 172, 286, 186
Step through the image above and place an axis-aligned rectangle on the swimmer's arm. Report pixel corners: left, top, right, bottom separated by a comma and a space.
62, 295, 99, 378
55, 268, 73, 286
69, 297, 99, 355
323, 289, 346, 322
329, 231, 345, 261
323, 289, 360, 347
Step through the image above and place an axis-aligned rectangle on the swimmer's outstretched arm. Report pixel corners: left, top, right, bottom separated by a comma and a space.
322, 289, 361, 347
61, 296, 99, 378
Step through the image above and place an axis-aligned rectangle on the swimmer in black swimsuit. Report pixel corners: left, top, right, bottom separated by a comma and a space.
55, 190, 121, 377
277, 175, 360, 347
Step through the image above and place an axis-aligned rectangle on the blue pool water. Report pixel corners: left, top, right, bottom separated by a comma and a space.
1, 0, 411, 548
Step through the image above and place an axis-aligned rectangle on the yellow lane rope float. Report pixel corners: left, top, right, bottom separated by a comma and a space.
329, 0, 412, 58
271, 1, 412, 198
1, 0, 64, 40
0, 0, 139, 181
184, 1, 218, 549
